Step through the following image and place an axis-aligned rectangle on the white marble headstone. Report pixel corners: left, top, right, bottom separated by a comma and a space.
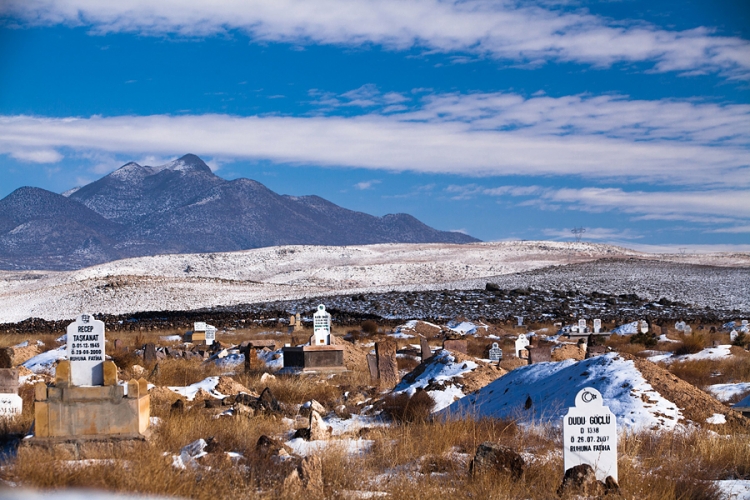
66, 313, 106, 386
730, 330, 738, 342
639, 320, 649, 334
593, 319, 602, 334
515, 334, 530, 357
205, 325, 216, 346
578, 319, 587, 333
0, 393, 22, 418
516, 316, 524, 327
675, 321, 686, 331
194, 322, 207, 332
563, 387, 618, 482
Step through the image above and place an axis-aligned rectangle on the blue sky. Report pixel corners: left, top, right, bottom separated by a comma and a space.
1, 1, 749, 251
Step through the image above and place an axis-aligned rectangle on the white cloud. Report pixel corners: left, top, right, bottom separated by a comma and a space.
354, 180, 381, 190
3, 90, 747, 187
3, 0, 750, 79
9, 148, 63, 163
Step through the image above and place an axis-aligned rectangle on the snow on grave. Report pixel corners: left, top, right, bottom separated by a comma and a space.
611, 321, 638, 335
647, 344, 733, 364
439, 353, 683, 430
392, 350, 478, 412
563, 387, 617, 482
22, 345, 67, 375
447, 320, 481, 335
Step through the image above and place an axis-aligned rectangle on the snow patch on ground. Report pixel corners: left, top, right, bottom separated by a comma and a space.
440, 353, 682, 430
706, 413, 727, 425
649, 345, 733, 364
285, 437, 373, 457
715, 480, 750, 500
168, 376, 224, 400
612, 321, 639, 335
706, 383, 750, 402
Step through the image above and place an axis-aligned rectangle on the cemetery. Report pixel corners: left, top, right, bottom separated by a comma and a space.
0, 294, 748, 499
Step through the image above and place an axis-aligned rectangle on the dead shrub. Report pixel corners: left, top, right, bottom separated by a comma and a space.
361, 320, 378, 335
382, 390, 435, 423
397, 356, 420, 372
674, 332, 707, 356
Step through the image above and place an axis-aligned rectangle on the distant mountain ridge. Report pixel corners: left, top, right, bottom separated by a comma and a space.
0, 154, 478, 270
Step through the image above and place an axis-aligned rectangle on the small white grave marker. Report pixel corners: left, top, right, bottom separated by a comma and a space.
639, 320, 649, 334
515, 334, 530, 357
578, 319, 587, 334
730, 330, 738, 342
742, 320, 749, 329
67, 313, 105, 386
0, 393, 22, 418
205, 325, 216, 346
563, 387, 617, 482
593, 319, 602, 334
675, 321, 686, 331
488, 342, 502, 361
516, 316, 524, 327
194, 321, 207, 331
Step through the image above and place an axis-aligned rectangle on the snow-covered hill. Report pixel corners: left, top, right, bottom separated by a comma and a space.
0, 241, 747, 323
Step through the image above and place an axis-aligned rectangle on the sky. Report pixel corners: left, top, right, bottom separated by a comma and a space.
0, 0, 749, 251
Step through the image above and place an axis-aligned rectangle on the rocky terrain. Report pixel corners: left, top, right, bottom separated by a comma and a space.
0, 241, 747, 325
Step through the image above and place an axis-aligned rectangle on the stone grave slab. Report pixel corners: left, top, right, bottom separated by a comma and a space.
66, 313, 105, 386
420, 337, 432, 363
488, 342, 502, 362
376, 340, 398, 388
0, 368, 19, 394
563, 387, 617, 482
578, 319, 587, 333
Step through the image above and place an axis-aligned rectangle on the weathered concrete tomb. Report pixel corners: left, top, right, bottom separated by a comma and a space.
282, 305, 345, 372
27, 314, 150, 456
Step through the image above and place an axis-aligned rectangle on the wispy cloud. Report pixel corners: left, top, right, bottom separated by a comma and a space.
3, 1, 749, 79
1, 95, 748, 188
354, 179, 381, 190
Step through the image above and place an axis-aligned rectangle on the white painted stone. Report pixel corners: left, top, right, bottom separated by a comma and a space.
578, 319, 587, 333
205, 325, 216, 346
515, 334, 530, 358
0, 393, 22, 418
563, 387, 617, 482
593, 319, 602, 334
488, 342, 502, 361
66, 313, 105, 386
312, 304, 331, 345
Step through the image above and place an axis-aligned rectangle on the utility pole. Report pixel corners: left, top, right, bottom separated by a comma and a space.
571, 227, 586, 242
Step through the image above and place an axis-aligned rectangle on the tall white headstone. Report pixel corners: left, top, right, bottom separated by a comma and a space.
515, 334, 530, 357
593, 319, 602, 334
578, 319, 587, 334
516, 316, 524, 327
205, 325, 216, 346
0, 393, 22, 418
563, 387, 617, 482
488, 342, 502, 361
67, 313, 106, 386
312, 304, 332, 345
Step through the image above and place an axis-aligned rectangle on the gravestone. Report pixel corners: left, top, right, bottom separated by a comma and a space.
289, 315, 296, 327
0, 368, 19, 394
420, 337, 432, 363
294, 313, 303, 332
730, 330, 738, 342
114, 339, 123, 351
515, 334, 530, 357
488, 342, 502, 362
684, 324, 692, 335
366, 354, 378, 380
443, 339, 467, 354
143, 343, 157, 365
66, 313, 106, 386
528, 345, 552, 363
563, 387, 617, 482
516, 316, 524, 327
675, 321, 686, 331
593, 319, 601, 334
375, 340, 398, 388
639, 320, 649, 334
578, 319, 587, 334
0, 393, 22, 418
205, 325, 216, 346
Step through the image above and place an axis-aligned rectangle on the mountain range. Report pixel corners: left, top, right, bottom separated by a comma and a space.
0, 154, 478, 270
